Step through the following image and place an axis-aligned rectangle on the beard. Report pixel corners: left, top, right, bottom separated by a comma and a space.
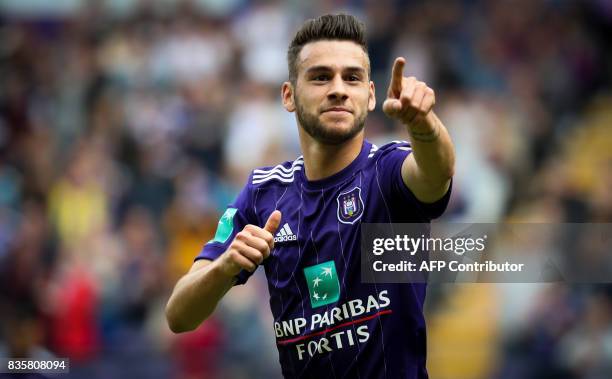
295, 97, 367, 145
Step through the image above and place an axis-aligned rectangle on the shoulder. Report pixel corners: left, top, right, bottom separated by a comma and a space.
366, 140, 412, 163
248, 156, 304, 188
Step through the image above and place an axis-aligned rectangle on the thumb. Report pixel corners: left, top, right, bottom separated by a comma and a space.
382, 98, 402, 117
264, 210, 282, 234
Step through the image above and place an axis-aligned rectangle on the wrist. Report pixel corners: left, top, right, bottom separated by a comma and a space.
211, 256, 240, 279
406, 112, 440, 142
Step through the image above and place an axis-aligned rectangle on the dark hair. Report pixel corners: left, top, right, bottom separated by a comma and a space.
287, 14, 368, 83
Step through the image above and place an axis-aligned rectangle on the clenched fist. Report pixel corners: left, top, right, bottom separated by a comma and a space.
382, 57, 438, 138
217, 210, 282, 277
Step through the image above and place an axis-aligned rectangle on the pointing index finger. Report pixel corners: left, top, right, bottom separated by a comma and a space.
389, 57, 406, 96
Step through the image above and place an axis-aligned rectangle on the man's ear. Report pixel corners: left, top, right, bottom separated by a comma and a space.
281, 82, 296, 112
368, 81, 376, 112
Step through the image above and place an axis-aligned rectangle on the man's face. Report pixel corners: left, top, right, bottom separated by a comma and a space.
283, 40, 376, 145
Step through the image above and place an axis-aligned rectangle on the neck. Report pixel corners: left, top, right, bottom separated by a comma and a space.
298, 128, 364, 181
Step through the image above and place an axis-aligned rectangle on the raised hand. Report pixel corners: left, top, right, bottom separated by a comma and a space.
382, 57, 436, 131
218, 210, 282, 276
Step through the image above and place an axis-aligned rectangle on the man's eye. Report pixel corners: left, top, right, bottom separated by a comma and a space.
313, 75, 329, 81
347, 75, 360, 81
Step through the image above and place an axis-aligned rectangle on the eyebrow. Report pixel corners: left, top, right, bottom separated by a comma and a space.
305, 65, 367, 75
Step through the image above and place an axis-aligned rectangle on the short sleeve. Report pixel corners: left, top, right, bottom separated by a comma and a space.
375, 141, 452, 222
195, 174, 257, 285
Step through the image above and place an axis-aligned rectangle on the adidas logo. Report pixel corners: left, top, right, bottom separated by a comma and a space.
274, 223, 297, 243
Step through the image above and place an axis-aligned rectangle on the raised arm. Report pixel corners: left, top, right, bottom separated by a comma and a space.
382, 57, 455, 203
165, 210, 281, 332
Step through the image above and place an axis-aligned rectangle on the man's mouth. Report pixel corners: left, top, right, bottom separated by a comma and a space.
322, 107, 352, 114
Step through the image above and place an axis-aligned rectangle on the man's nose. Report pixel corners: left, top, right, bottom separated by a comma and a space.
327, 75, 348, 101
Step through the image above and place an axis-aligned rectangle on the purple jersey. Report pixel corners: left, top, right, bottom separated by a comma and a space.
196, 140, 451, 379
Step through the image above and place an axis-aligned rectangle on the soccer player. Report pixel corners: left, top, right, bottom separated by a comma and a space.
166, 14, 455, 378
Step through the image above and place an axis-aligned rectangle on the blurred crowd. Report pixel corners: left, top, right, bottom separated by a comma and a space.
0, 0, 611, 378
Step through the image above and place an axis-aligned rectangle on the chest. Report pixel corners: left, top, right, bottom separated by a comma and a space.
260, 180, 374, 249
257, 178, 390, 291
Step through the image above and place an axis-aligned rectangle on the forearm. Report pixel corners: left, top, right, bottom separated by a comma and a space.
381, 57, 455, 199
165, 260, 235, 333
406, 111, 455, 187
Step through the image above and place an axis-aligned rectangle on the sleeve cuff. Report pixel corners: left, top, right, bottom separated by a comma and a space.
195, 244, 252, 286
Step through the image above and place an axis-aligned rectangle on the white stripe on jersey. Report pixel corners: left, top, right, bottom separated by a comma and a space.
253, 158, 303, 176
367, 144, 379, 158
252, 158, 304, 184
252, 172, 302, 184
368, 142, 411, 158
253, 165, 302, 180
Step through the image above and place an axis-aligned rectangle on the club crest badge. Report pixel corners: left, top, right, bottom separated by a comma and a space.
337, 187, 364, 224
